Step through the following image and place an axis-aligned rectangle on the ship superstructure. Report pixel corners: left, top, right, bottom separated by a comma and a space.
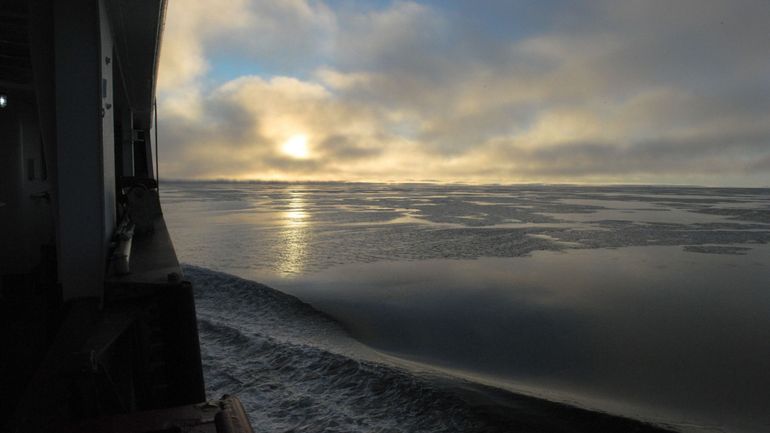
0, 1, 252, 431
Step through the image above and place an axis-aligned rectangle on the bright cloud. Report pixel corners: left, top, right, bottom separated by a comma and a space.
156, 0, 770, 186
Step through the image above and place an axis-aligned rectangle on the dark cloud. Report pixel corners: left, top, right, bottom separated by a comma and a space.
320, 135, 384, 160
483, 128, 770, 177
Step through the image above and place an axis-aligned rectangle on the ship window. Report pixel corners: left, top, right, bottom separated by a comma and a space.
0, 94, 7, 108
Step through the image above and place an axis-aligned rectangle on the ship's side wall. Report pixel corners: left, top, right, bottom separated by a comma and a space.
54, 0, 116, 300
99, 0, 117, 264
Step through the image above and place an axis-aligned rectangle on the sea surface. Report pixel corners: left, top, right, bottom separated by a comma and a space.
161, 182, 770, 433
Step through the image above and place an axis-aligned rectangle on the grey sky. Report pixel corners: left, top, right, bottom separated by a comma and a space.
156, 0, 770, 186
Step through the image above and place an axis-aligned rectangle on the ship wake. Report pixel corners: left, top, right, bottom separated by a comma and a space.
187, 265, 672, 433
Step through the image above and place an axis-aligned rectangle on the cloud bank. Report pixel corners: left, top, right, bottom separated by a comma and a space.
156, 0, 770, 186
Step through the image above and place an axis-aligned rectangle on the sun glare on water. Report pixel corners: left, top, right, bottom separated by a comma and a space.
282, 134, 310, 159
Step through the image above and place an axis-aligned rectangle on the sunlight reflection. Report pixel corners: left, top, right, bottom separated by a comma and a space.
278, 190, 309, 276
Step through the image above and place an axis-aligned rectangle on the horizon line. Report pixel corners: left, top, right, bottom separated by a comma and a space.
156, 178, 770, 189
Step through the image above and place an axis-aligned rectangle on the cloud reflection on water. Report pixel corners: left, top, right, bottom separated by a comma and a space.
276, 245, 770, 433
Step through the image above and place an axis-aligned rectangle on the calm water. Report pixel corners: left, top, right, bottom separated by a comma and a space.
162, 182, 770, 433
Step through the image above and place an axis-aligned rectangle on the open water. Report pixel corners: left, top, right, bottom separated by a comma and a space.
161, 182, 770, 433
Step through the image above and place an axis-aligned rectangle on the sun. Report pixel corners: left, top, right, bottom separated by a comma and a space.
281, 134, 310, 159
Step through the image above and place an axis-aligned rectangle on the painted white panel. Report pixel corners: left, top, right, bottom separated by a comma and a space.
100, 0, 116, 252
55, 0, 106, 300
